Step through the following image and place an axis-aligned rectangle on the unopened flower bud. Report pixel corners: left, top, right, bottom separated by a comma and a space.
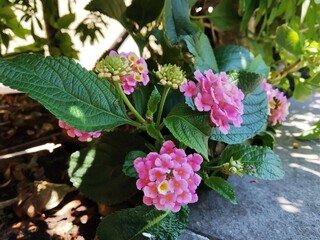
156, 64, 187, 89
220, 157, 243, 176
95, 55, 132, 81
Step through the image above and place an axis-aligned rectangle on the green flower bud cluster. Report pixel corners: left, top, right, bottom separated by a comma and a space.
95, 55, 132, 81
220, 157, 243, 177
156, 64, 187, 89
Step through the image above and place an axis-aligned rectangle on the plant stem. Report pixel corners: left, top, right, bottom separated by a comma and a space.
270, 58, 302, 83
156, 86, 170, 127
114, 81, 145, 124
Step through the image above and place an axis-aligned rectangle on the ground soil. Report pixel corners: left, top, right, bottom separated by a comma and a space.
0, 93, 101, 240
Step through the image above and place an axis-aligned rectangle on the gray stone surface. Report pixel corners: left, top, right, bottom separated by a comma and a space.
184, 94, 320, 240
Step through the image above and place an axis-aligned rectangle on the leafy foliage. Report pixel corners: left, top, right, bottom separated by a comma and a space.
0, 54, 132, 132
97, 205, 189, 240
220, 144, 285, 180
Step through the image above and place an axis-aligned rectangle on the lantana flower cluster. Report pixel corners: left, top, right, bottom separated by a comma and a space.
110, 51, 149, 94
180, 69, 245, 134
95, 51, 149, 94
58, 120, 101, 142
262, 80, 290, 126
134, 141, 203, 212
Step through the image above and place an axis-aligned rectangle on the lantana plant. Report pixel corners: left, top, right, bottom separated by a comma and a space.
0, 0, 289, 239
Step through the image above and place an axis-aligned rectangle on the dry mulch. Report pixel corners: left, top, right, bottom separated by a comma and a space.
0, 93, 101, 240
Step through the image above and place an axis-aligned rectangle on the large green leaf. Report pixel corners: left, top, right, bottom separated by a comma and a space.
163, 0, 197, 45
211, 85, 268, 144
68, 132, 148, 205
214, 45, 253, 72
183, 33, 219, 72
220, 144, 284, 180
204, 176, 236, 204
85, 0, 126, 21
97, 205, 189, 240
0, 54, 132, 132
164, 104, 211, 159
127, 0, 165, 29
163, 0, 218, 72
275, 25, 303, 55
227, 70, 264, 95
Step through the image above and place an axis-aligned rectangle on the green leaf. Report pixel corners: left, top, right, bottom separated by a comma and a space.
204, 176, 236, 204
69, 132, 148, 205
211, 85, 268, 144
132, 84, 154, 116
163, 0, 218, 72
147, 86, 161, 118
0, 7, 16, 19
275, 25, 303, 55
293, 78, 313, 101
297, 120, 320, 140
309, 72, 320, 88
227, 70, 264, 95
163, 0, 197, 45
208, 0, 241, 31
0, 32, 10, 48
240, 0, 259, 32
97, 205, 189, 240
246, 55, 270, 78
164, 104, 212, 159
254, 131, 276, 149
0, 55, 132, 132
214, 45, 253, 72
86, 0, 126, 21
146, 122, 164, 142
123, 150, 146, 178
0, 7, 28, 38
220, 144, 284, 180
57, 13, 75, 29
127, 0, 165, 29
183, 33, 219, 72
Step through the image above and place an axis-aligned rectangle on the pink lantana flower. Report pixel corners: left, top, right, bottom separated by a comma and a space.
180, 70, 245, 134
262, 80, 290, 126
134, 140, 203, 212
110, 51, 150, 94
179, 81, 197, 97
58, 120, 101, 142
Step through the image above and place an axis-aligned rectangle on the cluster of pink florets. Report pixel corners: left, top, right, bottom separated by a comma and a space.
109, 50, 149, 94
180, 69, 245, 134
58, 120, 101, 142
134, 141, 203, 212
262, 80, 290, 126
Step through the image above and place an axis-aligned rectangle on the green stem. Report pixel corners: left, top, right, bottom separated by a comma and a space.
114, 81, 145, 124
156, 86, 171, 127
